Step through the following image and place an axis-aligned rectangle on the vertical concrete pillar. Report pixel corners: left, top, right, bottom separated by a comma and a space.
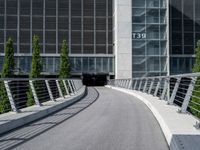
114, 0, 132, 79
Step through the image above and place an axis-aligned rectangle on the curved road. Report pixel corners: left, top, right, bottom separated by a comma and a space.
0, 87, 169, 150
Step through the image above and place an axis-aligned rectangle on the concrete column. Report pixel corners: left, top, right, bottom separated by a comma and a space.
114, 0, 132, 79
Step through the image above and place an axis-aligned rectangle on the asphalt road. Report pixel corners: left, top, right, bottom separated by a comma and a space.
0, 87, 169, 150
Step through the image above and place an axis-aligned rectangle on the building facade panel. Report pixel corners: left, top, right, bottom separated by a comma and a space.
0, 0, 114, 76
169, 0, 199, 74
0, 0, 199, 79
132, 0, 168, 77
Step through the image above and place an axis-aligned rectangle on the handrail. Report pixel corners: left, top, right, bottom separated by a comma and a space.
116, 72, 200, 80
0, 78, 82, 81
109, 73, 200, 128
0, 78, 84, 114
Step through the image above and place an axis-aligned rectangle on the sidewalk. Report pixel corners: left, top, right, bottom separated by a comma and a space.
107, 86, 200, 150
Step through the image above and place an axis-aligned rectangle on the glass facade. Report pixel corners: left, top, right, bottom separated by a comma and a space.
0, 0, 114, 75
0, 56, 114, 75
169, 0, 199, 74
132, 0, 168, 77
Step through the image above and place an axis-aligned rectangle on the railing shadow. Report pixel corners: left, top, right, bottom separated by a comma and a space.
0, 87, 99, 150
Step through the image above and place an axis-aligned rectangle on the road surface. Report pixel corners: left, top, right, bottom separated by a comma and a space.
0, 87, 169, 150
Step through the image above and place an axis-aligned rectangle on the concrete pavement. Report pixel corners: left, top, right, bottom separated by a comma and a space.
109, 86, 200, 150
0, 87, 169, 150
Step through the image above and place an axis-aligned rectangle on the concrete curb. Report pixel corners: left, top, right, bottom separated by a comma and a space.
0, 86, 86, 135
106, 86, 200, 150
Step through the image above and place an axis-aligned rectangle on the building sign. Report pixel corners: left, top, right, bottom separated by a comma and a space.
132, 33, 146, 39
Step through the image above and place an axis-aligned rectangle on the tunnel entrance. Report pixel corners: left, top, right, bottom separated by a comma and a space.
82, 73, 108, 86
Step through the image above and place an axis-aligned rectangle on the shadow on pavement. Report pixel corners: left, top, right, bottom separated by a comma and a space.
0, 87, 99, 150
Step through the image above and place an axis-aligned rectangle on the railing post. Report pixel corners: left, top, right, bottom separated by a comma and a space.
123, 80, 126, 88
154, 78, 161, 97
124, 80, 127, 88
168, 77, 181, 105
56, 80, 64, 98
71, 80, 77, 91
160, 78, 169, 100
71, 80, 77, 93
138, 79, 143, 91
114, 80, 117, 86
4, 81, 20, 113
133, 79, 138, 90
181, 77, 197, 113
67, 80, 74, 95
121, 80, 123, 87
126, 80, 130, 89
143, 79, 148, 93
118, 80, 120, 87
128, 79, 133, 89
118, 80, 121, 87
148, 78, 154, 94
45, 80, 55, 101
63, 80, 70, 95
119, 80, 122, 87
122, 80, 125, 88
29, 80, 41, 106
121, 80, 124, 88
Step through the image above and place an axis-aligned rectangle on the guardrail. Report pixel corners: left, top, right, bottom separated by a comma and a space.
0, 78, 83, 114
109, 73, 200, 128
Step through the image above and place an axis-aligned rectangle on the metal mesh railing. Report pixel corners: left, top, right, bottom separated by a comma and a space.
0, 78, 83, 114
109, 73, 200, 121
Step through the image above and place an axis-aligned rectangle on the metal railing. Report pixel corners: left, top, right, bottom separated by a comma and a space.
0, 78, 83, 114
109, 73, 200, 127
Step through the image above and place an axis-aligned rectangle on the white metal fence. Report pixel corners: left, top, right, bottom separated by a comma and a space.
109, 73, 200, 123
0, 78, 83, 113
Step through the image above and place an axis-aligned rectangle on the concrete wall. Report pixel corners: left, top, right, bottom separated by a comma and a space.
114, 0, 132, 79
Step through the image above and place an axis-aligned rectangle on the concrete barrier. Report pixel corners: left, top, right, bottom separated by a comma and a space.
0, 86, 86, 135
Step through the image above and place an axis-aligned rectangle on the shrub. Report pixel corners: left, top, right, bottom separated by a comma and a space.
0, 38, 15, 113
26, 35, 42, 106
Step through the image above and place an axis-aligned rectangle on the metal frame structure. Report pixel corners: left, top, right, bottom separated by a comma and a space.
0, 78, 83, 113
109, 72, 200, 125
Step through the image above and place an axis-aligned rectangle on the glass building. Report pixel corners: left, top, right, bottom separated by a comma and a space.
0, 0, 114, 76
132, 0, 168, 77
0, 0, 199, 79
169, 0, 200, 74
